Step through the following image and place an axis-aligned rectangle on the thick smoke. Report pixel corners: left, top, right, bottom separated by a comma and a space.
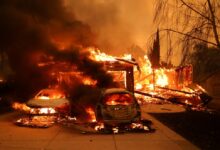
0, 0, 115, 99
66, 0, 154, 56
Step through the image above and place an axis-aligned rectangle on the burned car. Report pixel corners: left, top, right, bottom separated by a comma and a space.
12, 88, 70, 128
95, 88, 141, 126
26, 88, 70, 115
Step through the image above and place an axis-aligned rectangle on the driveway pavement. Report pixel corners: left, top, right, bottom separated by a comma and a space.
0, 105, 199, 150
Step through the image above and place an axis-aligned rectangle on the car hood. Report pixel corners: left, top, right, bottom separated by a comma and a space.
26, 98, 69, 108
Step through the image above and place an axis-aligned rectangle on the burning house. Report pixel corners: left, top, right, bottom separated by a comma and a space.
11, 47, 211, 130
0, 0, 212, 133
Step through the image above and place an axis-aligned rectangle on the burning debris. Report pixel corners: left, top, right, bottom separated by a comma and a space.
92, 121, 154, 134
15, 116, 56, 128
88, 49, 211, 110
89, 88, 154, 134
12, 88, 70, 128
53, 88, 154, 134
11, 48, 211, 132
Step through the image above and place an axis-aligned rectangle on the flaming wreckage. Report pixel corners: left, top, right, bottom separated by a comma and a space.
12, 49, 211, 133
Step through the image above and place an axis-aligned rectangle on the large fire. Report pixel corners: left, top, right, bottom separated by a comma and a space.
89, 48, 132, 62
89, 48, 188, 90
88, 48, 210, 109
12, 47, 211, 130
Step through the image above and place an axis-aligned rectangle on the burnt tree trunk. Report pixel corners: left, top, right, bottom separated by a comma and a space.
207, 0, 220, 48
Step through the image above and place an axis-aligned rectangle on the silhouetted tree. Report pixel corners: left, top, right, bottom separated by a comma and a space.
148, 29, 160, 68
188, 43, 220, 82
154, 0, 220, 64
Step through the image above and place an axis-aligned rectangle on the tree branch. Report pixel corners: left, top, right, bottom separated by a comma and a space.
180, 0, 212, 22
160, 28, 219, 47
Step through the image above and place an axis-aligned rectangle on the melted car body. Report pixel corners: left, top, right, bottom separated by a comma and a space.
27, 89, 70, 114
95, 88, 141, 125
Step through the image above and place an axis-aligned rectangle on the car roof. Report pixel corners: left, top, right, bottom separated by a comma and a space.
36, 88, 64, 95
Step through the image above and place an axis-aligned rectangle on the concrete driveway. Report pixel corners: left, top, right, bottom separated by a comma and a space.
0, 106, 198, 150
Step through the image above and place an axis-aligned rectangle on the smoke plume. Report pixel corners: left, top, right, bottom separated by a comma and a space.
0, 0, 115, 99
66, 0, 154, 56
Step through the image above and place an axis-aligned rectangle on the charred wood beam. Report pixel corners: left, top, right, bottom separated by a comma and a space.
115, 58, 141, 72
115, 58, 137, 66
134, 90, 193, 106
156, 86, 193, 95
134, 90, 166, 101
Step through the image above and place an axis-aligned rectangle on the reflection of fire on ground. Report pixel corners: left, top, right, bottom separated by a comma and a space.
12, 48, 211, 131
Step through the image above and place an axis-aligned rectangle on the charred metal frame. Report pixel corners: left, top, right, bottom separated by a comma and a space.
103, 61, 134, 93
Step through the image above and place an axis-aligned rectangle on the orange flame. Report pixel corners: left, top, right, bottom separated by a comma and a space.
85, 107, 97, 122
12, 102, 31, 112
35, 89, 66, 100
12, 102, 56, 115
89, 48, 171, 89
155, 69, 169, 87
81, 77, 97, 86
89, 48, 132, 62
104, 93, 133, 105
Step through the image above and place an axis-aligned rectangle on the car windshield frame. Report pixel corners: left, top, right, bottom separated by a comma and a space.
35, 89, 66, 99
102, 92, 135, 106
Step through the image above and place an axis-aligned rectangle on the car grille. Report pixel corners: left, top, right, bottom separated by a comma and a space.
105, 105, 137, 120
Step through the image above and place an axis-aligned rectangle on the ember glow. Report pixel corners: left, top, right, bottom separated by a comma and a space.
94, 122, 105, 131
15, 116, 56, 128
130, 122, 149, 131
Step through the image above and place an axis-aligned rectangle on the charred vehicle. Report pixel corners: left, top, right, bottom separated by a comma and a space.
95, 88, 141, 126
27, 88, 70, 114
12, 88, 70, 128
